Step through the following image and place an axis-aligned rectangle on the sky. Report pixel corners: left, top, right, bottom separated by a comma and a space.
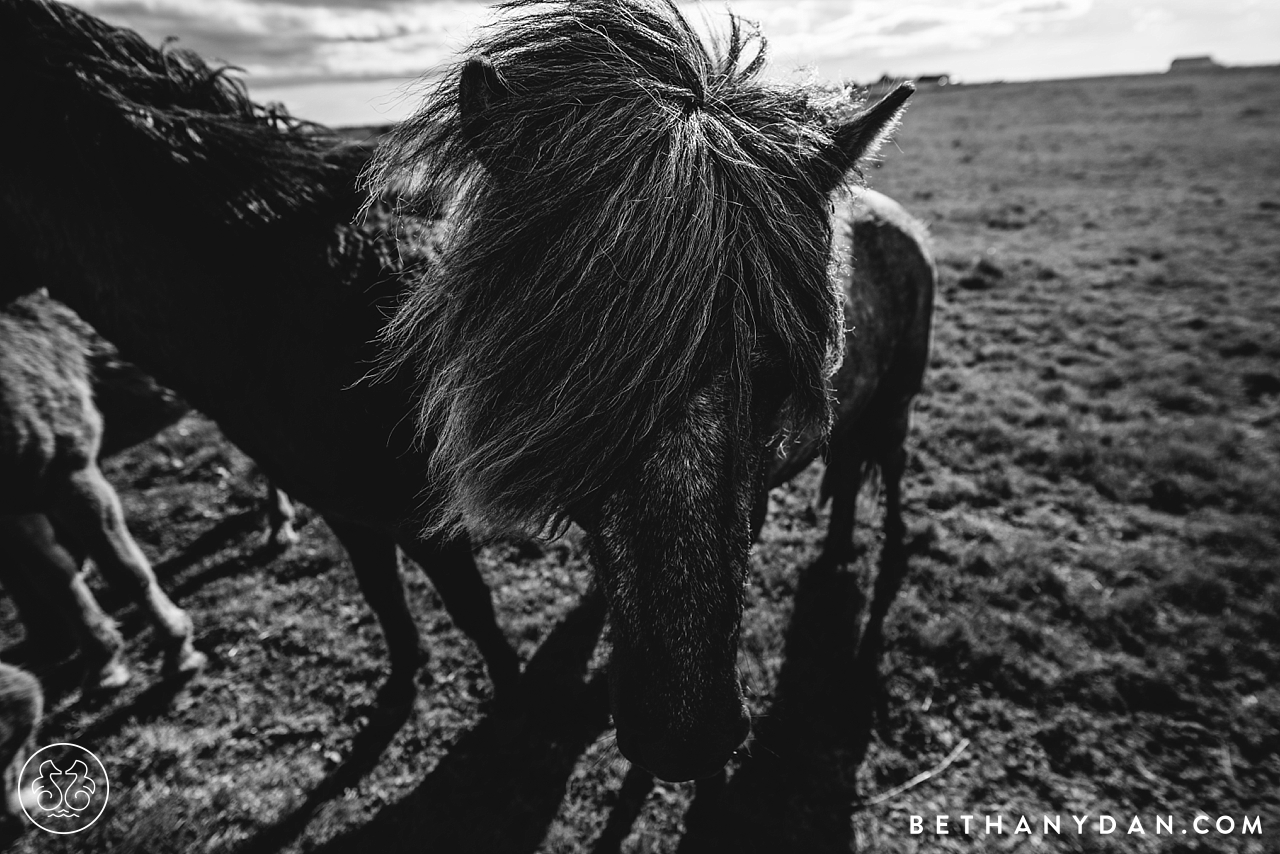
67, 0, 1280, 127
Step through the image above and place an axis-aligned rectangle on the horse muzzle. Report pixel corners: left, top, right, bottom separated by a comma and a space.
615, 700, 751, 782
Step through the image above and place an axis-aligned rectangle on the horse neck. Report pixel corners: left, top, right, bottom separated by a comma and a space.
1, 165, 366, 402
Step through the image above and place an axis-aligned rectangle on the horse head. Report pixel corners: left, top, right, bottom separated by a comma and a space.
371, 0, 911, 782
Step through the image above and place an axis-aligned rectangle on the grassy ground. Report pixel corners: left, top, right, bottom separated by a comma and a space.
3, 66, 1279, 853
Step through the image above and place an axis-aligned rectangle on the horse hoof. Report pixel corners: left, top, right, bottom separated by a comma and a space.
84, 659, 132, 692
264, 523, 300, 551
489, 653, 523, 702
164, 646, 207, 676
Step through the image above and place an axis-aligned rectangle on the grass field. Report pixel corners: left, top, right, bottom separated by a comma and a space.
4, 65, 1279, 853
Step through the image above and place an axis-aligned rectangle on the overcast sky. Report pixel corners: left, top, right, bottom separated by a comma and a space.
68, 0, 1280, 127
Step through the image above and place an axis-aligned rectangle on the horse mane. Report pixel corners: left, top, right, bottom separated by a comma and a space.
370, 0, 870, 536
1, 0, 366, 225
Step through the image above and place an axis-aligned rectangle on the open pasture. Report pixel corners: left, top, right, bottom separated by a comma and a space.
3, 65, 1279, 853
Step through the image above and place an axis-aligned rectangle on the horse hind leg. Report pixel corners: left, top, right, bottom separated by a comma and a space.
878, 407, 913, 553
818, 435, 867, 566
398, 533, 521, 700
0, 515, 131, 691
48, 464, 205, 678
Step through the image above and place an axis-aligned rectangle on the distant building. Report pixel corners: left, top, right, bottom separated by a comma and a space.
916, 74, 951, 86
1169, 55, 1222, 73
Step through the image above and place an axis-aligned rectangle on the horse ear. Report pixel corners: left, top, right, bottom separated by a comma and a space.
818, 82, 914, 191
459, 55, 509, 142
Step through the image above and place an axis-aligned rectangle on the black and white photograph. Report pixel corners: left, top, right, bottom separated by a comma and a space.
1, 0, 1277, 851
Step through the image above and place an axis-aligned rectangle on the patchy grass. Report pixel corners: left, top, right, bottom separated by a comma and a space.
4, 66, 1280, 853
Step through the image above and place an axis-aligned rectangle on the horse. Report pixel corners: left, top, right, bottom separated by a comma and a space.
764, 189, 935, 564
2, 0, 914, 781
0, 287, 298, 691
0, 0, 521, 716
1, 289, 207, 688
0, 663, 41, 846
369, 0, 918, 780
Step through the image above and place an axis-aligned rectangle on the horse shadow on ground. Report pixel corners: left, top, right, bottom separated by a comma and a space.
233, 586, 611, 854
670, 530, 913, 854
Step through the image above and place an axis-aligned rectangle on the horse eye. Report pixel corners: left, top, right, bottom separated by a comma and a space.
751, 353, 791, 403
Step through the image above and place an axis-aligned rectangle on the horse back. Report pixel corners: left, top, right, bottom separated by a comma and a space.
769, 189, 935, 486
835, 188, 936, 424
0, 292, 101, 512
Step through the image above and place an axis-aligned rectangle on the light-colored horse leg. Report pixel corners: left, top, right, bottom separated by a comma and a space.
48, 465, 205, 677
265, 483, 299, 549
0, 515, 130, 690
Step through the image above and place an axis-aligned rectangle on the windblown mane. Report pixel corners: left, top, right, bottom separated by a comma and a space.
371, 0, 870, 536
0, 0, 365, 225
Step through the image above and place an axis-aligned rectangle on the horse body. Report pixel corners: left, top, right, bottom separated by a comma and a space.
768, 189, 935, 560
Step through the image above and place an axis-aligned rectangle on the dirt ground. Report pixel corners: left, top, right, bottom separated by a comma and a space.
3, 66, 1279, 853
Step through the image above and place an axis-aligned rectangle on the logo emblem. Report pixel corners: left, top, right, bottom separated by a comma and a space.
18, 743, 109, 834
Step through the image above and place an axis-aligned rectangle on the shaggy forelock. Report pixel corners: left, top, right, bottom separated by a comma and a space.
370, 0, 862, 536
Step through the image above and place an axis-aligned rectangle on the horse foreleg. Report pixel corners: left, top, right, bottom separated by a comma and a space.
397, 533, 521, 700
1, 515, 130, 690
324, 516, 424, 699
48, 464, 205, 678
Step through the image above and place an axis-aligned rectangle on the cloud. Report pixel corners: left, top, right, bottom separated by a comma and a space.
75, 0, 487, 82
73, 0, 1099, 83
725, 0, 1094, 65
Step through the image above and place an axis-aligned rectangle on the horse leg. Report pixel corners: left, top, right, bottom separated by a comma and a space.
819, 436, 866, 565
0, 663, 42, 846
1, 515, 130, 690
878, 407, 913, 554
323, 516, 424, 697
265, 482, 299, 549
397, 534, 521, 699
47, 464, 205, 678
881, 442, 907, 553
0, 517, 77, 662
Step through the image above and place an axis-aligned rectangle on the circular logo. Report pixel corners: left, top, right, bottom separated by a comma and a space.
18, 743, 110, 835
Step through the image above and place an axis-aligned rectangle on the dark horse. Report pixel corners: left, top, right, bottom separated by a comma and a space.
370, 1, 917, 779
0, 0, 520, 716
2, 0, 912, 781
